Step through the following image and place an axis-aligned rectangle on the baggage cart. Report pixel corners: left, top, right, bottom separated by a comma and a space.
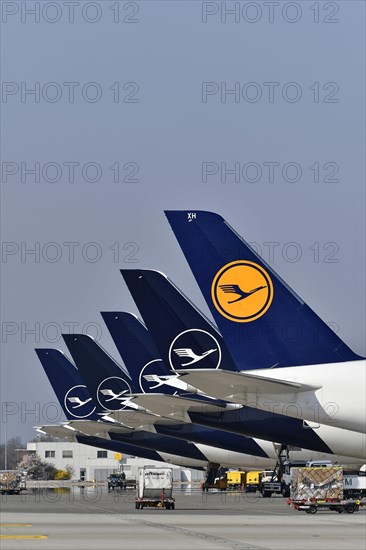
0, 470, 26, 495
292, 498, 361, 514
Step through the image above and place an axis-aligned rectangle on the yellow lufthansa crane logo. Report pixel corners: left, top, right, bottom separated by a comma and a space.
211, 261, 274, 322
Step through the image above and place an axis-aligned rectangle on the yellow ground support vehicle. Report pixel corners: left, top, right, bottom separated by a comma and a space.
226, 471, 246, 490
245, 471, 263, 493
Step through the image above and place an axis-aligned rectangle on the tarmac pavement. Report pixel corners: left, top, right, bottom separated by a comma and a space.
1, 486, 365, 549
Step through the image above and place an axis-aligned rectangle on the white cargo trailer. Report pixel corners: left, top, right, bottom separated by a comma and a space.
135, 467, 175, 510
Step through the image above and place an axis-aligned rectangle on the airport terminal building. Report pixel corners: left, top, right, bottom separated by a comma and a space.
26, 441, 204, 482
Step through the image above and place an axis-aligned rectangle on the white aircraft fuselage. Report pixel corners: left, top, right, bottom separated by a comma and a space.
238, 360, 365, 434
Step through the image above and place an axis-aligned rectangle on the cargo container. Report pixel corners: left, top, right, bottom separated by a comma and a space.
291, 467, 343, 501
135, 467, 175, 509
289, 466, 364, 514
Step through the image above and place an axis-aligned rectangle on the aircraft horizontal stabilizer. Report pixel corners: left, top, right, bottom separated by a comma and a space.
103, 409, 182, 428
177, 369, 321, 402
65, 420, 132, 438
35, 425, 79, 441
126, 393, 229, 420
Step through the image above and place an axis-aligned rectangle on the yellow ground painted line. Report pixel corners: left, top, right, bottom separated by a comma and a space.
0, 523, 32, 528
0, 535, 48, 539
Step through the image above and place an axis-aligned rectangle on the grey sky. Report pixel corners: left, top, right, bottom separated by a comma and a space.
1, 1, 365, 443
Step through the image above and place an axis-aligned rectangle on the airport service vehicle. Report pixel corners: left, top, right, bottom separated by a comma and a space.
108, 473, 126, 491
108, 473, 137, 491
261, 461, 366, 499
203, 469, 276, 492
244, 471, 263, 492
289, 466, 363, 514
342, 469, 366, 499
202, 469, 245, 491
226, 470, 246, 489
135, 467, 175, 510
201, 477, 227, 492
259, 461, 333, 497
0, 471, 26, 495
124, 476, 137, 489
202, 469, 278, 494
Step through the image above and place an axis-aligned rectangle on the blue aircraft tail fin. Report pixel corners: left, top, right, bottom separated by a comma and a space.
120, 270, 238, 373
62, 334, 134, 413
165, 210, 362, 369
35, 348, 98, 420
101, 312, 177, 394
